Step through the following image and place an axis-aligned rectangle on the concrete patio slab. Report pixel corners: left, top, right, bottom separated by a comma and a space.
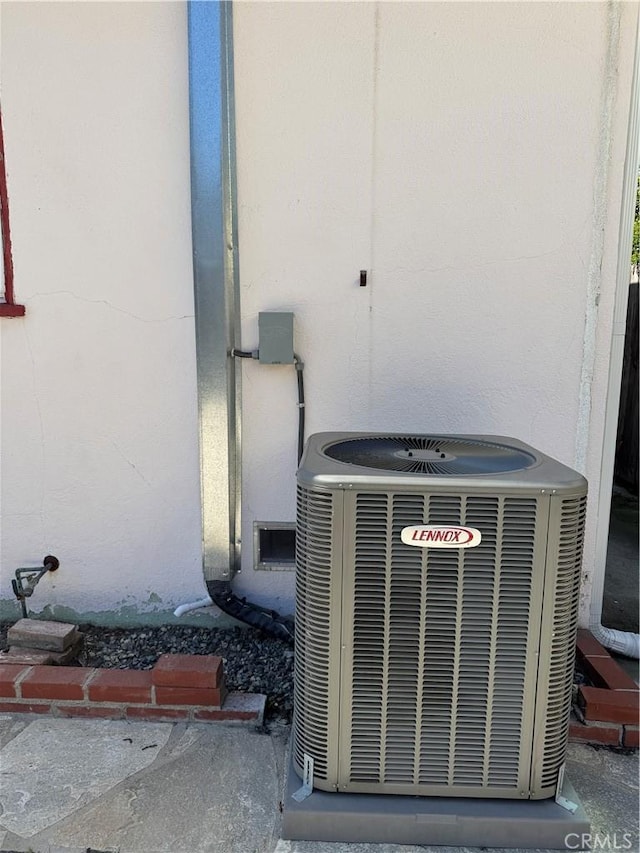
0, 715, 29, 750
273, 843, 567, 853
0, 715, 637, 853
0, 717, 171, 837
40, 727, 280, 853
563, 742, 639, 844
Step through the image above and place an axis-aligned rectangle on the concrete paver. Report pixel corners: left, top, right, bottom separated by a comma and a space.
0, 718, 171, 837
41, 727, 280, 853
0, 716, 29, 751
564, 742, 639, 847
7, 620, 78, 653
274, 844, 563, 853
0, 715, 637, 853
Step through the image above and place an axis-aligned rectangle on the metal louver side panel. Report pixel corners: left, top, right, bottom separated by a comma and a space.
532, 493, 587, 797
339, 491, 547, 798
345, 492, 391, 785
292, 484, 342, 789
486, 496, 540, 792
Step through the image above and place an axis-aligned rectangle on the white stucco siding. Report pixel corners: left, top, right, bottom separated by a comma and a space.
233, 1, 378, 607
0, 2, 206, 618
367, 1, 606, 456
233, 1, 637, 616
0, 1, 636, 623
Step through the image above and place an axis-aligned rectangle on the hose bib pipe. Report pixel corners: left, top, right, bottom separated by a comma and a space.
12, 556, 60, 619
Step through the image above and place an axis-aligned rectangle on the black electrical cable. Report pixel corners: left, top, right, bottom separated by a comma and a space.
233, 347, 305, 466
221, 347, 304, 641
294, 355, 305, 465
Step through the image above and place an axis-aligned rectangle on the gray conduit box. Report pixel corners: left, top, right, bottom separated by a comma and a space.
259, 312, 294, 364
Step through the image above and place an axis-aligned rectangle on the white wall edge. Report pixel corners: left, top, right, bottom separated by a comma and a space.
589, 5, 640, 630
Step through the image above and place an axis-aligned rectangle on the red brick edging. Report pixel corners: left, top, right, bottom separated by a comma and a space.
0, 653, 265, 726
569, 630, 639, 748
1, 635, 635, 743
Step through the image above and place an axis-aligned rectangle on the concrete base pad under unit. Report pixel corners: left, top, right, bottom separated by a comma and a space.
282, 754, 590, 849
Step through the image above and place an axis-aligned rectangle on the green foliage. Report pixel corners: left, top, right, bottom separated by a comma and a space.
632, 170, 640, 272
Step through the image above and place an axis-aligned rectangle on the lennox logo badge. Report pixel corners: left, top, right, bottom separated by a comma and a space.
401, 525, 482, 549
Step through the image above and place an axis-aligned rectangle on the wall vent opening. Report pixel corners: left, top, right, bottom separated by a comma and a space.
255, 522, 296, 570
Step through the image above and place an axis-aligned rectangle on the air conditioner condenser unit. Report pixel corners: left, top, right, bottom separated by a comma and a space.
293, 432, 587, 801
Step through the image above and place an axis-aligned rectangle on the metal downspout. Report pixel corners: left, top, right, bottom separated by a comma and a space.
188, 0, 241, 588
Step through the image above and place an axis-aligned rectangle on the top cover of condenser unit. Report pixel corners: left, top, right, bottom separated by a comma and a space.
297, 432, 587, 495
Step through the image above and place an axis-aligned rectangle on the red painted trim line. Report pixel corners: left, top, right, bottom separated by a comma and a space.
0, 303, 25, 317
0, 110, 25, 315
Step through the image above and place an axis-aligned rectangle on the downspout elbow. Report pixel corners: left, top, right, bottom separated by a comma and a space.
589, 621, 640, 659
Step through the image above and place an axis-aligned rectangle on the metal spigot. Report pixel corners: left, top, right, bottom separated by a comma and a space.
11, 556, 60, 619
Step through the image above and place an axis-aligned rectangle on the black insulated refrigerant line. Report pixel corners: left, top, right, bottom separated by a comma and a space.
206, 582, 295, 643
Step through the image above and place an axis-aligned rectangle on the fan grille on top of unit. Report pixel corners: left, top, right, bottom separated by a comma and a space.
322, 435, 536, 476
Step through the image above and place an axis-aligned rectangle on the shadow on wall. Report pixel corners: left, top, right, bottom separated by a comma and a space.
603, 489, 639, 635
614, 282, 638, 494
602, 279, 639, 636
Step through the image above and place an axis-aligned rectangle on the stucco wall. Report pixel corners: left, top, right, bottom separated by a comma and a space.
0, 2, 206, 620
0, 1, 636, 623
232, 1, 637, 617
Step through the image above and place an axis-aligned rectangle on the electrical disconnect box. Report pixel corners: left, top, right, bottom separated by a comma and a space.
259, 312, 294, 364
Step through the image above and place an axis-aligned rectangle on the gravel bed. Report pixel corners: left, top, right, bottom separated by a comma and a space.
0, 622, 294, 723
0, 620, 592, 726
